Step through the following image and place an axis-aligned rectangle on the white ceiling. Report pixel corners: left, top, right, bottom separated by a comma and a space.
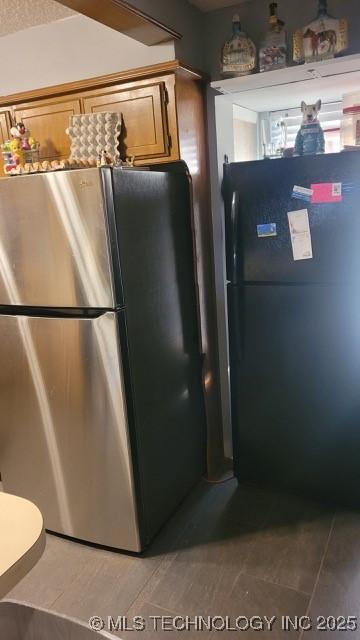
188, 0, 250, 12
0, 0, 74, 37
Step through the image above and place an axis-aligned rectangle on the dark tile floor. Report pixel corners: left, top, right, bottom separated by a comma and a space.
5, 478, 360, 638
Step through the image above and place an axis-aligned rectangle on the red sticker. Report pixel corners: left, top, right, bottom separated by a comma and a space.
311, 183, 342, 204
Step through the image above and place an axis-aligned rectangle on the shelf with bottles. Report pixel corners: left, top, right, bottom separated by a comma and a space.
215, 0, 352, 109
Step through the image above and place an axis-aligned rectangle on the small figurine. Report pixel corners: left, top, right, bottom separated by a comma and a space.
294, 100, 325, 156
9, 138, 24, 165
97, 149, 112, 167
28, 137, 38, 150
10, 122, 26, 139
10, 122, 31, 151
1, 121, 40, 175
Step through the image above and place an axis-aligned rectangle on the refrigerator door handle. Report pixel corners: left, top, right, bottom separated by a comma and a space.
228, 286, 244, 364
226, 190, 240, 285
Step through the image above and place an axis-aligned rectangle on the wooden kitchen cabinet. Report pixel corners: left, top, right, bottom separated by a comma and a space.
80, 73, 179, 164
0, 111, 11, 174
82, 77, 173, 162
14, 97, 81, 162
2, 64, 180, 166
0, 111, 10, 142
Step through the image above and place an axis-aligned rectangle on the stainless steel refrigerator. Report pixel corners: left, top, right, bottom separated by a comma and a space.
0, 166, 205, 551
224, 152, 360, 506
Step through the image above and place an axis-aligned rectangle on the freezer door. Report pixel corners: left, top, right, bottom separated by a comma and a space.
230, 283, 360, 506
0, 169, 116, 308
0, 311, 141, 551
226, 152, 360, 284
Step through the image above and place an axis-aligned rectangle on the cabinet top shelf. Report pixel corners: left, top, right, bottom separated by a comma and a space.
211, 54, 360, 112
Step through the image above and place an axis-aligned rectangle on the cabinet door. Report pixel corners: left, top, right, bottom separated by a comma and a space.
15, 98, 81, 162
82, 80, 170, 161
0, 111, 11, 174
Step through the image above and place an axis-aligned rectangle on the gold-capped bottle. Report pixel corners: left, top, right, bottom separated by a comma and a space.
221, 15, 256, 77
259, 3, 287, 73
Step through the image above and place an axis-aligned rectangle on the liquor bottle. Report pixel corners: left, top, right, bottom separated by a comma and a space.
221, 15, 256, 77
293, 0, 348, 64
259, 3, 287, 73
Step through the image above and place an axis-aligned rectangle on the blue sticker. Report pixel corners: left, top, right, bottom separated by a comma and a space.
257, 223, 277, 238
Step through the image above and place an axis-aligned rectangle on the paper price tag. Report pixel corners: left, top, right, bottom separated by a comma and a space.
288, 209, 313, 261
332, 183, 342, 197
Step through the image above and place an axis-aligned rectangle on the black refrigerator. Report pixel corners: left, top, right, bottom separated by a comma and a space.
224, 152, 360, 506
0, 165, 205, 551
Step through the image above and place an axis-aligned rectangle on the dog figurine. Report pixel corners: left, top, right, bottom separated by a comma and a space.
294, 100, 325, 156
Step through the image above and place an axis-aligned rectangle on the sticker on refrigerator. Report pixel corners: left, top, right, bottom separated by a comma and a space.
292, 185, 313, 202
257, 223, 277, 238
332, 183, 342, 197
288, 209, 313, 261
311, 182, 342, 203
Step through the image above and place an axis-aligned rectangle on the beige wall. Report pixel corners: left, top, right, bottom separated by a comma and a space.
0, 0, 205, 97
0, 15, 175, 96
